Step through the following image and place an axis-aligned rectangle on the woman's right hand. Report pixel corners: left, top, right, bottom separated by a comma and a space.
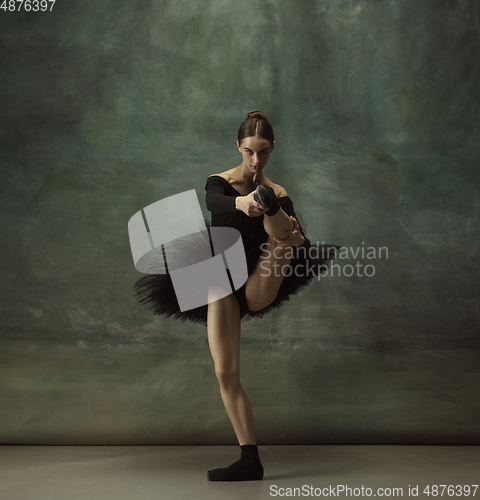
235, 191, 269, 217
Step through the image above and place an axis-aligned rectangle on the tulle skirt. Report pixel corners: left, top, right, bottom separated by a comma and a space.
133, 220, 341, 327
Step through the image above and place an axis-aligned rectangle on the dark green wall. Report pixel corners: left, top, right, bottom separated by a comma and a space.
1, 0, 479, 444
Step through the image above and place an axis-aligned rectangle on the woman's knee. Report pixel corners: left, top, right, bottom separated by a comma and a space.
215, 366, 240, 389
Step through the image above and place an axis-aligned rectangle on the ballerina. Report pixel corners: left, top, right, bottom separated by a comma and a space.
134, 110, 341, 481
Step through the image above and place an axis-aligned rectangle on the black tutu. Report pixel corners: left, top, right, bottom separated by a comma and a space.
133, 219, 341, 327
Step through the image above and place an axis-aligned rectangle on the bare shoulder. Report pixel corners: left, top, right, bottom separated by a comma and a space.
274, 183, 288, 197
265, 180, 288, 197
208, 170, 232, 181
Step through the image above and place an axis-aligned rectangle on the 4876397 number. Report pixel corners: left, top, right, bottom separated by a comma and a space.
1, 0, 56, 11
422, 485, 479, 496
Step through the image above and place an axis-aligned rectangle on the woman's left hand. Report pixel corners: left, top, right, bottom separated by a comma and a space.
273, 216, 305, 247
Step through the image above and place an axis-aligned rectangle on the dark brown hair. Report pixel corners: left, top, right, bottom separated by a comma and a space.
237, 111, 274, 147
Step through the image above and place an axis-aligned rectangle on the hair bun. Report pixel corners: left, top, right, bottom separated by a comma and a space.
244, 110, 269, 122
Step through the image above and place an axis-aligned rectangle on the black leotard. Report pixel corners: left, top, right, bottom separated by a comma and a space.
205, 175, 311, 261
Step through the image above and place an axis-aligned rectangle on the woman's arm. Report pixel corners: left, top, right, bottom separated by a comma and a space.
205, 177, 238, 213
205, 176, 267, 216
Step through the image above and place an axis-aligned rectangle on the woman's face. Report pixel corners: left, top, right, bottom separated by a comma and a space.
237, 136, 275, 174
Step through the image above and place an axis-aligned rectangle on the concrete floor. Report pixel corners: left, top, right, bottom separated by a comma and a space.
0, 445, 479, 499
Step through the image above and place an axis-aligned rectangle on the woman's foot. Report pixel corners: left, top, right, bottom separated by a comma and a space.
254, 184, 280, 216
207, 444, 264, 481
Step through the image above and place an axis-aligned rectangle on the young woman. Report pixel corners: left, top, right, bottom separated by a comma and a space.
134, 111, 341, 482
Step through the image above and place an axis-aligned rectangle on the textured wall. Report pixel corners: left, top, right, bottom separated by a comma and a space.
0, 0, 479, 444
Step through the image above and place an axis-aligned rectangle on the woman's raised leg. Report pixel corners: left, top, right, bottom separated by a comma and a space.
245, 235, 294, 312
263, 207, 294, 238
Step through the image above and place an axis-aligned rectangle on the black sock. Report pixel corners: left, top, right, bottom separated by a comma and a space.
265, 197, 280, 216
207, 445, 264, 481
254, 185, 280, 216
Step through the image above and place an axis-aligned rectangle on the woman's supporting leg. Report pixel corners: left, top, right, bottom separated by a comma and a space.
206, 288, 264, 481
207, 288, 255, 446
245, 235, 294, 312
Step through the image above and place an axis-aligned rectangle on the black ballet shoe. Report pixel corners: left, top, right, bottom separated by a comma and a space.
253, 184, 280, 216
207, 445, 264, 481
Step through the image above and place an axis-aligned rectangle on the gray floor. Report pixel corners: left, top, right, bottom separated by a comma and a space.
1, 445, 479, 499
